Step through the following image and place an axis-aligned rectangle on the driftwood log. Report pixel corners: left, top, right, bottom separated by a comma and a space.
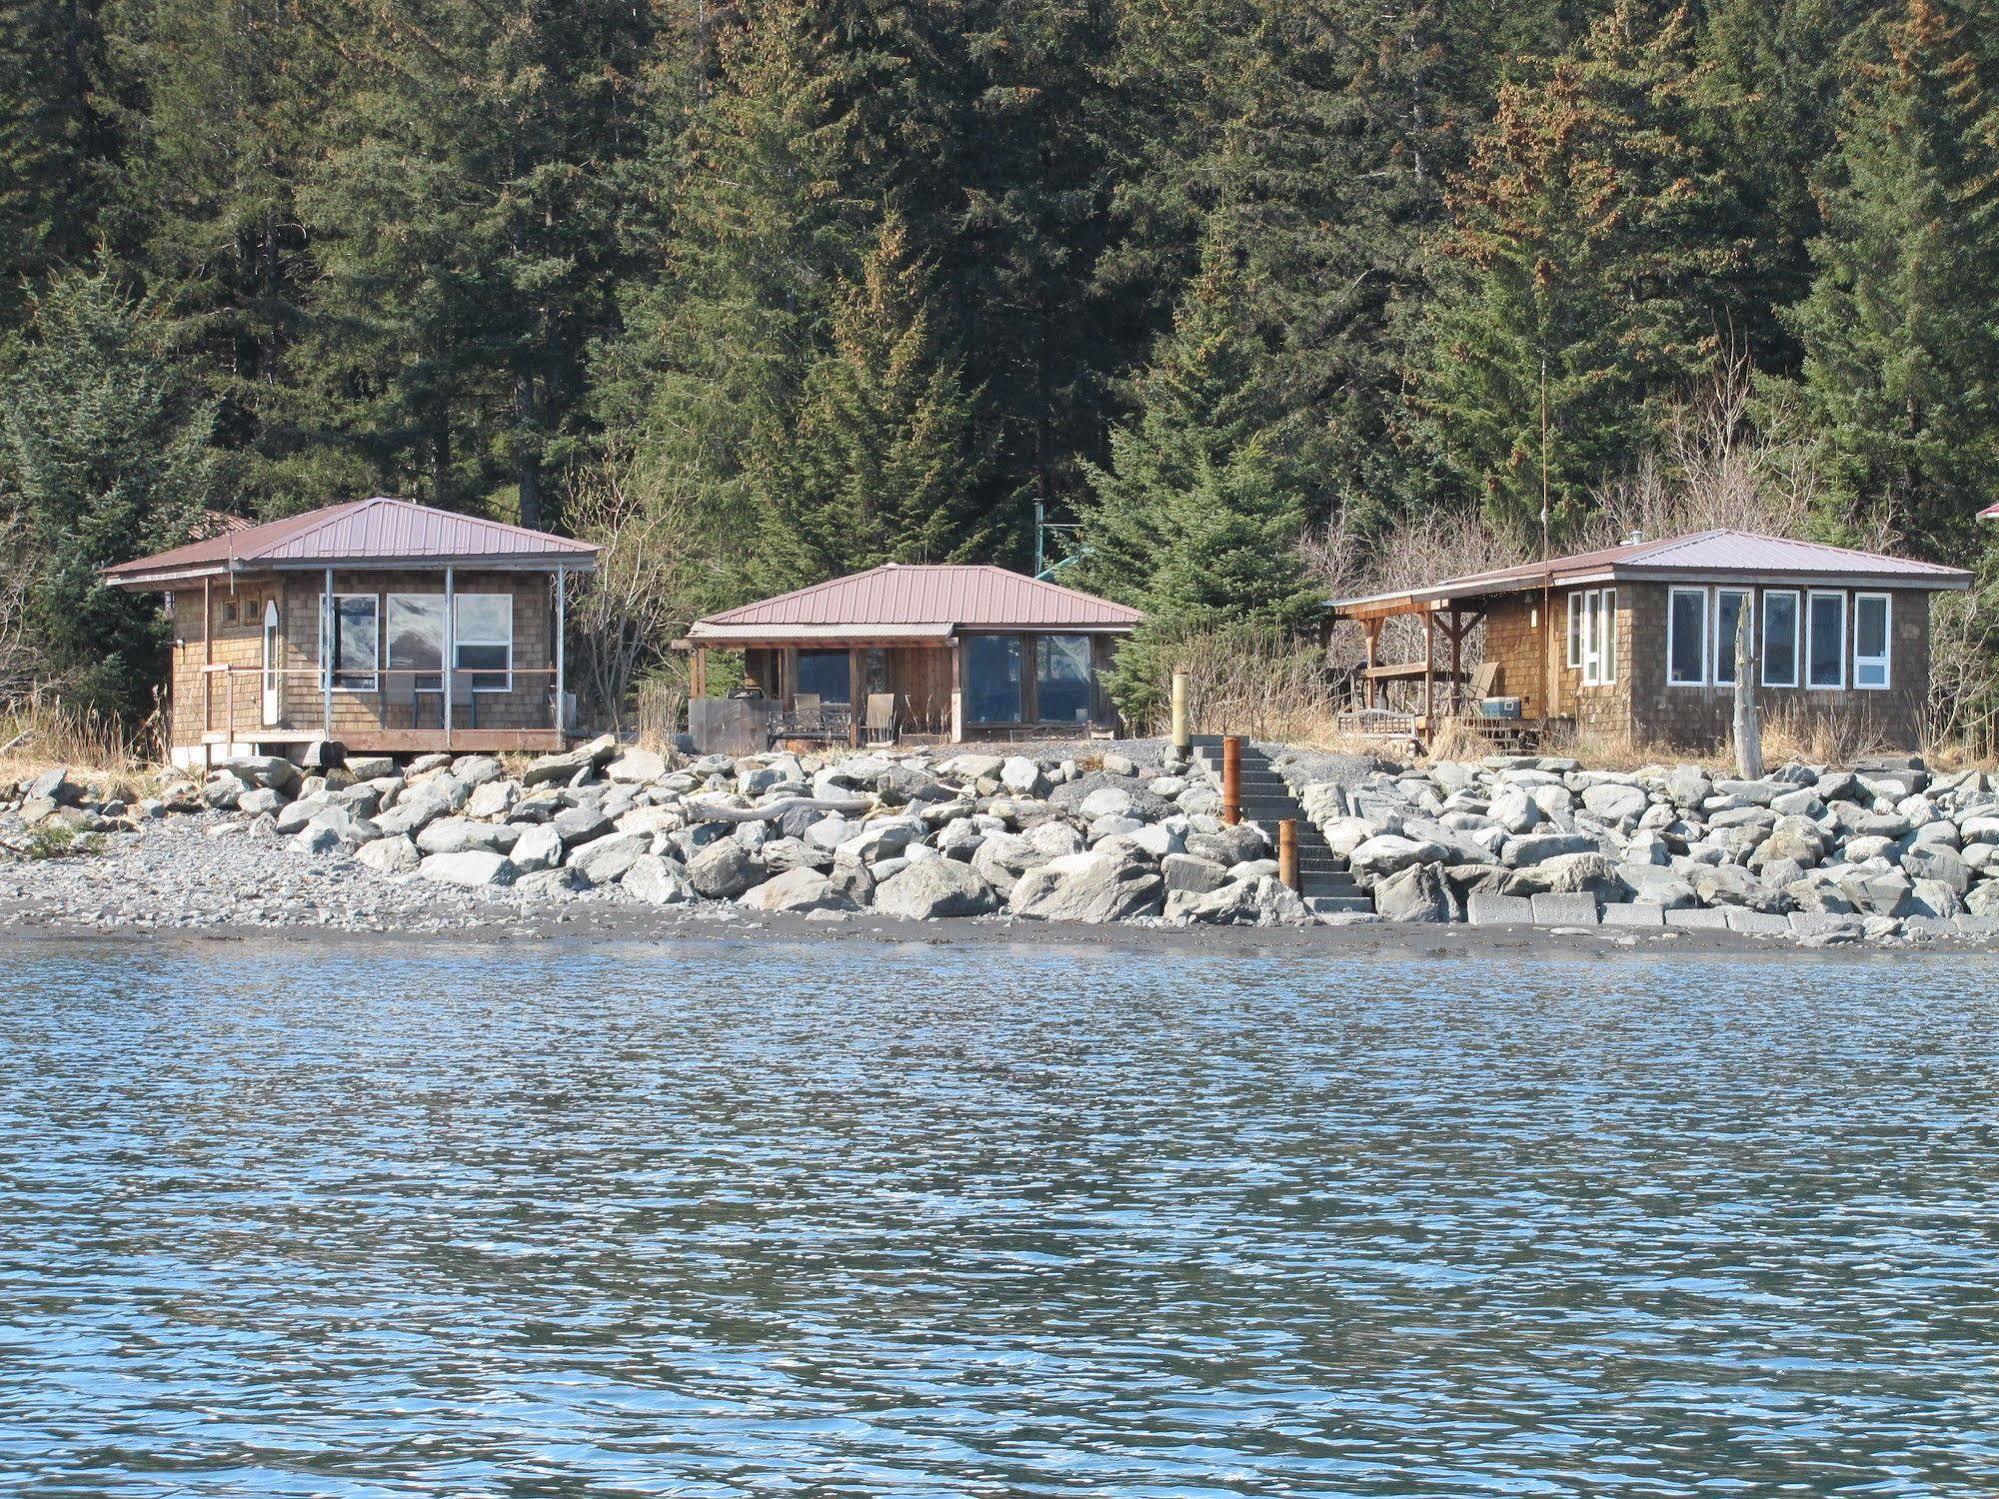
682, 794, 875, 824
1733, 616, 1763, 780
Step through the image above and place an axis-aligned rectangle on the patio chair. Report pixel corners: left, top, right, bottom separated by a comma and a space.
862, 693, 897, 747
450, 670, 482, 729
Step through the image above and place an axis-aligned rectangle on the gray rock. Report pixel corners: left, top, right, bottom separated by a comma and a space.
1008, 852, 1164, 923
568, 831, 651, 887
237, 787, 288, 816
515, 867, 585, 898
738, 867, 858, 913
687, 839, 762, 899
1161, 853, 1229, 894
451, 755, 503, 787
1184, 824, 1268, 866
1078, 786, 1135, 820
1688, 862, 1787, 912
415, 817, 522, 856
1503, 832, 1599, 866
1349, 834, 1449, 879
1000, 757, 1050, 797
622, 854, 698, 905
464, 778, 521, 820
1167, 875, 1310, 927
607, 748, 668, 784
522, 734, 616, 787
1666, 765, 1712, 807
553, 805, 614, 848
507, 823, 564, 874
1518, 851, 1627, 900
344, 755, 396, 782
1580, 782, 1648, 823
1373, 863, 1453, 923
419, 850, 516, 888
355, 835, 421, 874
874, 859, 1000, 919
293, 823, 344, 856
1902, 844, 1970, 895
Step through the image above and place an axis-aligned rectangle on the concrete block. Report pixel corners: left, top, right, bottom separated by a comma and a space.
1466, 893, 1533, 927
1724, 908, 1791, 936
1665, 907, 1729, 930
1602, 902, 1664, 928
1787, 912, 1857, 938
1531, 892, 1600, 926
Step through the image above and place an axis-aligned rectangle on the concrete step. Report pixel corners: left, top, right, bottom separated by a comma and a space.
1305, 894, 1375, 915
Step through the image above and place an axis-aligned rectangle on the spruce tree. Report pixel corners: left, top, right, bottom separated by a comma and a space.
1791, 0, 1999, 555
1415, 2, 1751, 540
754, 217, 991, 583
1073, 228, 1318, 722
0, 269, 213, 719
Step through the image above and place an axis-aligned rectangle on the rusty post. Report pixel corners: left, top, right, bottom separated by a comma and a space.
1221, 735, 1242, 826
1278, 818, 1299, 891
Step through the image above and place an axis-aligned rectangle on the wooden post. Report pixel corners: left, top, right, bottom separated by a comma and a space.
225, 668, 235, 748
1734, 599, 1763, 779
1422, 610, 1436, 738
1277, 818, 1299, 891
1448, 611, 1463, 715
1170, 670, 1190, 755
321, 566, 334, 738
848, 646, 863, 747
691, 646, 708, 699
1221, 735, 1242, 826
1364, 620, 1382, 709
202, 577, 213, 737
553, 566, 566, 737
443, 565, 455, 750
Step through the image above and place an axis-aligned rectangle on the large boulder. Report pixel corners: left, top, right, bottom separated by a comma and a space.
1580, 781, 1648, 824
220, 756, 300, 795
687, 839, 762, 899
622, 854, 698, 905
1516, 851, 1627, 900
607, 748, 667, 784
1008, 852, 1164, 923
737, 867, 858, 913
419, 850, 516, 888
970, 831, 1044, 888
568, 830, 651, 887
874, 859, 1000, 920
522, 733, 617, 787
373, 776, 463, 837
1349, 834, 1449, 880
1167, 875, 1312, 927
355, 834, 421, 874
999, 756, 1049, 797
1688, 862, 1787, 912
507, 823, 564, 874
1372, 862, 1453, 922
416, 817, 522, 856
464, 778, 521, 820
552, 804, 614, 849
1504, 831, 1600, 867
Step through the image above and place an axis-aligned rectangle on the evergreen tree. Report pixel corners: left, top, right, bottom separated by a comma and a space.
1415, 2, 1751, 540
1791, 0, 1999, 555
0, 269, 213, 718
1074, 229, 1318, 721
0, 0, 117, 327
754, 217, 991, 582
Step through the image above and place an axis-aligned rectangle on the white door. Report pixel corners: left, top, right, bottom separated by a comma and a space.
261, 599, 282, 726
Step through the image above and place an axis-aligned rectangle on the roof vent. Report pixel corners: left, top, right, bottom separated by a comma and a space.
1624, 529, 1644, 546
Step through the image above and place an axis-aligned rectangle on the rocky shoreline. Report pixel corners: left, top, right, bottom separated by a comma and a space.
5, 736, 1999, 952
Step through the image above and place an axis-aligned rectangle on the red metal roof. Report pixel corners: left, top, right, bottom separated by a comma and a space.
105, 497, 597, 586
1334, 528, 1971, 612
1980, 501, 1999, 520
686, 564, 1142, 639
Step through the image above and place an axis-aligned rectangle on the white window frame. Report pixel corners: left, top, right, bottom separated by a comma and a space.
1598, 587, 1616, 685
1666, 586, 1709, 687
1761, 589, 1800, 688
454, 593, 514, 693
1852, 592, 1892, 691
1566, 592, 1583, 668
1806, 589, 1846, 691
330, 592, 379, 693
1713, 588, 1752, 686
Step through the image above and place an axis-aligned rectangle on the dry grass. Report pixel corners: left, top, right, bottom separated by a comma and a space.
0, 695, 168, 800
1159, 629, 1348, 744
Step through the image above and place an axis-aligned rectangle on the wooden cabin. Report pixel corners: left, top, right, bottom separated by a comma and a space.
106, 498, 598, 769
679, 563, 1142, 749
1330, 530, 1973, 752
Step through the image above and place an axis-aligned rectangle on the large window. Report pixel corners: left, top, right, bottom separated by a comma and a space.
1714, 588, 1751, 686
1667, 587, 1708, 686
1571, 589, 1617, 686
794, 649, 851, 705
331, 594, 378, 691
455, 593, 513, 693
1035, 635, 1093, 723
387, 594, 444, 693
1762, 590, 1799, 688
965, 634, 1022, 723
1853, 593, 1891, 690
1807, 591, 1845, 690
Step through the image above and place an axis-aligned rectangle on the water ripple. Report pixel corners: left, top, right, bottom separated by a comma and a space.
1, 937, 1995, 1495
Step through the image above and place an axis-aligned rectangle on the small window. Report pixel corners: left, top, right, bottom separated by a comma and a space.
1035, 634, 1093, 722
965, 634, 1022, 724
331, 594, 379, 691
1667, 587, 1708, 686
1853, 593, 1891, 690
1575, 589, 1616, 687
1714, 589, 1751, 686
1807, 591, 1845, 690
387, 594, 445, 693
1566, 593, 1583, 669
794, 649, 852, 705
454, 593, 513, 693
1762, 590, 1799, 688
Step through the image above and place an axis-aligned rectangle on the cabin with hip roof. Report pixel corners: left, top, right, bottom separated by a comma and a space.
105, 498, 599, 769
678, 563, 1143, 749
1329, 530, 1973, 752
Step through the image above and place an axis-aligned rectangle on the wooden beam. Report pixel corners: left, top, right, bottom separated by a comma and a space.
1364, 620, 1381, 709
553, 566, 566, 736
848, 646, 863, 747
1423, 612, 1436, 735
1448, 609, 1463, 714
443, 565, 455, 750
949, 641, 963, 742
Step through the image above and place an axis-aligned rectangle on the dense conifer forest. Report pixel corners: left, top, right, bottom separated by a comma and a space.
3, 0, 1996, 730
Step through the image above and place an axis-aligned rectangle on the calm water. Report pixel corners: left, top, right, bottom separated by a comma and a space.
1, 934, 1996, 1497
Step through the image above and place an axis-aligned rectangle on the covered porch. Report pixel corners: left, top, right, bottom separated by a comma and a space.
1330, 590, 1557, 751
